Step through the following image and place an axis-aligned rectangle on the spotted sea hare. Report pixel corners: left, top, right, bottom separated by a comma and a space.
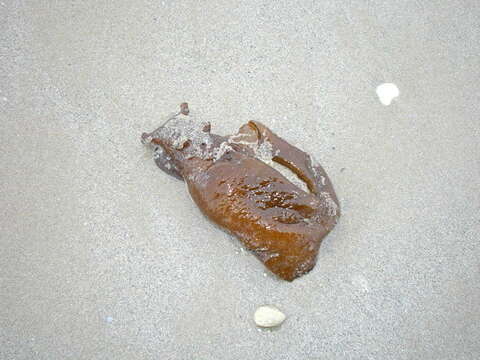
141, 103, 340, 281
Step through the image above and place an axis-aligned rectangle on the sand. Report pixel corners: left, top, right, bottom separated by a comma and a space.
1, 1, 479, 359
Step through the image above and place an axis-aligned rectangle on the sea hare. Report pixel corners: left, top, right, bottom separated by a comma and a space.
141, 103, 340, 281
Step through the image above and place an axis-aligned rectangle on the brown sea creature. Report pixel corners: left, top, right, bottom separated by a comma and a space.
141, 103, 340, 281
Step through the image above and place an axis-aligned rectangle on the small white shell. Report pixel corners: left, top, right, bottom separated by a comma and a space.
254, 305, 286, 328
376, 83, 400, 105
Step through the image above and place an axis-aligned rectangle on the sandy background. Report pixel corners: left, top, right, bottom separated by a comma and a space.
1, 1, 479, 359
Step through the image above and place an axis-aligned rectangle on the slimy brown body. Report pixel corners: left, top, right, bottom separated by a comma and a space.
142, 104, 340, 281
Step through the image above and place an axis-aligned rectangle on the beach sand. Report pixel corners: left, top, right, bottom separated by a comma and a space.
1, 1, 479, 358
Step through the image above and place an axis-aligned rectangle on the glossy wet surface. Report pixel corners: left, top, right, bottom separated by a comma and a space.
144, 116, 340, 281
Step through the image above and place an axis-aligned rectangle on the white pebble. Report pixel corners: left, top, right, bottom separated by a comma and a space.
376, 83, 399, 105
254, 305, 286, 328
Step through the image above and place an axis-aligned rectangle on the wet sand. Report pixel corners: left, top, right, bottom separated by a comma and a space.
1, 1, 479, 359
